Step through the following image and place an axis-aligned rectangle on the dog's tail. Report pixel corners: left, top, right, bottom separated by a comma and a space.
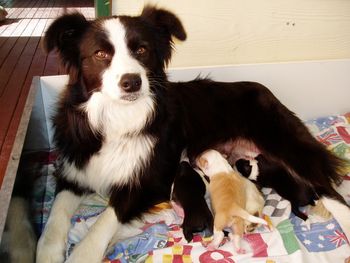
320, 196, 350, 241
231, 206, 268, 226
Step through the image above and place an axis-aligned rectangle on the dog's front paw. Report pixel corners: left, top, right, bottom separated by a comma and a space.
65, 245, 104, 263
36, 236, 66, 263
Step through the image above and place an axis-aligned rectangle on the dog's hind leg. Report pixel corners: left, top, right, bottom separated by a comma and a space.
320, 196, 350, 241
65, 206, 122, 263
37, 190, 83, 263
247, 89, 344, 195
249, 91, 350, 234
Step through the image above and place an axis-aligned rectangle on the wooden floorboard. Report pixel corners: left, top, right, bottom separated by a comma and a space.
0, 0, 95, 186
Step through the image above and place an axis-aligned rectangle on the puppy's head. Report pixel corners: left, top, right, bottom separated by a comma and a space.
235, 157, 260, 181
196, 149, 233, 177
44, 6, 186, 103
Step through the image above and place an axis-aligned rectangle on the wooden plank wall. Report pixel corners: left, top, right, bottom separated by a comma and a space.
0, 0, 94, 186
113, 0, 350, 68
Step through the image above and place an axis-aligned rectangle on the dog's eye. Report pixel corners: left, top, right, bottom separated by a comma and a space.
136, 46, 147, 55
94, 50, 110, 60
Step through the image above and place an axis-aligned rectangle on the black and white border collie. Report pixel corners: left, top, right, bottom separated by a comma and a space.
37, 6, 350, 263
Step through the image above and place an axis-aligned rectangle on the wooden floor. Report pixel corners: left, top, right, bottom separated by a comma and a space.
0, 0, 95, 185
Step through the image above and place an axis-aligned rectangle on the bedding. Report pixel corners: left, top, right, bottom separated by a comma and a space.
31, 113, 350, 263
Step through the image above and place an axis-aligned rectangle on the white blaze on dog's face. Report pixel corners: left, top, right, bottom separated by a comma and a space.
196, 149, 233, 177
101, 19, 150, 102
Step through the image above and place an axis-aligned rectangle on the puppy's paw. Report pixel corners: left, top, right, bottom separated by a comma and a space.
182, 206, 213, 242
206, 243, 218, 251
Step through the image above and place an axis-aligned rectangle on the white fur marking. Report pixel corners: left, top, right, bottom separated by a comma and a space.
248, 159, 259, 181
101, 19, 150, 103
73, 19, 157, 195
84, 91, 155, 135
62, 133, 157, 194
180, 149, 189, 163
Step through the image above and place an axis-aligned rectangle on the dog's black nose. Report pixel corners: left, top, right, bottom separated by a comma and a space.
119, 74, 142, 92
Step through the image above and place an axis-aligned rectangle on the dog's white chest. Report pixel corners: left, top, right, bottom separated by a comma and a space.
63, 134, 156, 195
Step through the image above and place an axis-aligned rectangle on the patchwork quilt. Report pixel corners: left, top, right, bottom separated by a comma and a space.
31, 113, 350, 263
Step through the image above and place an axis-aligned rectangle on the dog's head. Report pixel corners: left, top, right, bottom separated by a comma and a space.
44, 6, 186, 103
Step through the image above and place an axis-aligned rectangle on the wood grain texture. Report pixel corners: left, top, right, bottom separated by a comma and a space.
0, 0, 94, 187
113, 0, 350, 68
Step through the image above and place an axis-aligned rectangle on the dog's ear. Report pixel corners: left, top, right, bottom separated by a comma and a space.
141, 6, 187, 41
140, 6, 186, 67
44, 13, 89, 72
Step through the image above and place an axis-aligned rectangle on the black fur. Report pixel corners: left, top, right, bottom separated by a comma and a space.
169, 79, 345, 195
43, 13, 89, 79
172, 162, 213, 242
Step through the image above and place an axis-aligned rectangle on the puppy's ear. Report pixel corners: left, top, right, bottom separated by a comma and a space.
141, 6, 187, 41
44, 13, 89, 72
197, 157, 208, 171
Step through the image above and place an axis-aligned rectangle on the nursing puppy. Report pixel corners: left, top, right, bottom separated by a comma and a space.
172, 160, 214, 242
37, 6, 350, 263
236, 155, 318, 220
197, 149, 267, 252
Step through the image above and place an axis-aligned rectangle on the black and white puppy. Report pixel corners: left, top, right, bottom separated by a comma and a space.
37, 6, 350, 263
236, 155, 318, 220
172, 161, 213, 242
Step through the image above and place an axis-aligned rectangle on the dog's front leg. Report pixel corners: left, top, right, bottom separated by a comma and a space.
65, 206, 120, 263
36, 190, 83, 263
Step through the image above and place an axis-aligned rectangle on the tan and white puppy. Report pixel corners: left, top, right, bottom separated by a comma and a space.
196, 149, 267, 252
